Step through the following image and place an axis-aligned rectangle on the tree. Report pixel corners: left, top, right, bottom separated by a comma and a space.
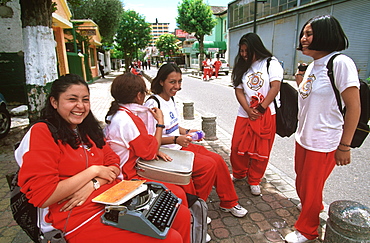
115, 10, 152, 71
155, 34, 180, 60
177, 0, 216, 70
19, 0, 58, 122
69, 0, 123, 44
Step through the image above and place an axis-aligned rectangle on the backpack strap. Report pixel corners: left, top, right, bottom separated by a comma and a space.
145, 95, 175, 109
146, 95, 161, 109
327, 53, 344, 115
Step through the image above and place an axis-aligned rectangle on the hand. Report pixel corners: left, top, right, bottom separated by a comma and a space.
90, 165, 118, 183
335, 149, 351, 166
58, 182, 94, 212
156, 151, 173, 162
149, 107, 164, 124
176, 135, 192, 147
248, 108, 262, 121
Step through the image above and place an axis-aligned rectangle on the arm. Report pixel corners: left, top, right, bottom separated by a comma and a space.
335, 86, 361, 166
235, 87, 260, 120
259, 80, 281, 111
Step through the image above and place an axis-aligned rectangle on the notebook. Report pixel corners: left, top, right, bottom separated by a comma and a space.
92, 180, 147, 205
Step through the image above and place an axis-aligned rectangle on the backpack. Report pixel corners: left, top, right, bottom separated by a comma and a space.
7, 120, 60, 242
146, 95, 174, 109
186, 194, 208, 243
327, 53, 370, 148
267, 58, 298, 137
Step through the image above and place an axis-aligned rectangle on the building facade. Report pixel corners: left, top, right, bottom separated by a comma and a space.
228, 0, 370, 79
150, 22, 170, 46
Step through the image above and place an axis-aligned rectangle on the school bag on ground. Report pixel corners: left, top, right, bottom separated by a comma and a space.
267, 58, 298, 137
327, 53, 370, 148
187, 193, 208, 243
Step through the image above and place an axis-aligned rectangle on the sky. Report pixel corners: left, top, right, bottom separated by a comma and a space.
122, 0, 231, 32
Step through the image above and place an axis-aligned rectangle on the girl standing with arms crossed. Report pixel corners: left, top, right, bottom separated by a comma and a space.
285, 15, 360, 243
230, 33, 283, 196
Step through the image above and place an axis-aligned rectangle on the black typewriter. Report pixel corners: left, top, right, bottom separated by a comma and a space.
101, 181, 182, 239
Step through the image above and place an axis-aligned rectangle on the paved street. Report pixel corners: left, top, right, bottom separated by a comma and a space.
0, 68, 326, 243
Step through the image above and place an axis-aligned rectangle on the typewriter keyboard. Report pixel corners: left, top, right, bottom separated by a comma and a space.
146, 189, 179, 232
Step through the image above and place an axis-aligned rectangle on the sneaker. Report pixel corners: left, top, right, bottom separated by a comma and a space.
285, 230, 313, 243
207, 216, 211, 225
220, 204, 248, 218
250, 185, 261, 196
230, 174, 246, 182
297, 203, 302, 211
206, 233, 211, 242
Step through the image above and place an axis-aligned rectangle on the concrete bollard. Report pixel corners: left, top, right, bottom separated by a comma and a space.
183, 102, 194, 120
201, 114, 217, 141
324, 200, 370, 242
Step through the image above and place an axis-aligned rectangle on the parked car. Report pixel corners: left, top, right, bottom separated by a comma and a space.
0, 93, 11, 139
212, 58, 230, 76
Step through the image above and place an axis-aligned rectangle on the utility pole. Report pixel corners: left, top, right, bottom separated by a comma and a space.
253, 0, 267, 33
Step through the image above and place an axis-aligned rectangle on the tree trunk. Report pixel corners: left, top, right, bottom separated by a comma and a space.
198, 35, 205, 71
20, 0, 58, 122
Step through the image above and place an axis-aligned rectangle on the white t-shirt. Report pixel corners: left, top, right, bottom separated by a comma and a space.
236, 57, 284, 117
145, 95, 182, 150
295, 52, 359, 152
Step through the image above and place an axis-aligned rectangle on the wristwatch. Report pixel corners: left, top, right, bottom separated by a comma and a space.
156, 124, 165, 128
92, 178, 100, 190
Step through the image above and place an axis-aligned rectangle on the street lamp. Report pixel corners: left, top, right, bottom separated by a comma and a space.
253, 0, 267, 33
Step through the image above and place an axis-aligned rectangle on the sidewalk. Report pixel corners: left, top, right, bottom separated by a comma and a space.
0, 69, 326, 243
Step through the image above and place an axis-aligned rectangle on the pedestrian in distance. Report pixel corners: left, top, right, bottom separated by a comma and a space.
202, 56, 212, 81
98, 59, 105, 78
14, 74, 191, 242
230, 33, 283, 196
213, 57, 222, 78
145, 63, 248, 219
284, 15, 361, 243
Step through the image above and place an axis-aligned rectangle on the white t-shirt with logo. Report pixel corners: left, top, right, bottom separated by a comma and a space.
295, 52, 359, 152
145, 95, 182, 150
236, 57, 284, 118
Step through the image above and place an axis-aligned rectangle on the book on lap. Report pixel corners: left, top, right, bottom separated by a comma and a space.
92, 180, 147, 205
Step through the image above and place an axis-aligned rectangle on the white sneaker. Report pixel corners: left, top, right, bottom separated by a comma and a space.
207, 216, 211, 225
230, 174, 246, 182
285, 230, 312, 243
297, 203, 302, 211
250, 185, 261, 196
206, 233, 211, 242
220, 204, 248, 218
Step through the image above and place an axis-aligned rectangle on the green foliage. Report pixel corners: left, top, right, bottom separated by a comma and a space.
155, 34, 180, 57
69, 0, 123, 44
177, 0, 216, 41
177, 0, 216, 69
115, 10, 152, 70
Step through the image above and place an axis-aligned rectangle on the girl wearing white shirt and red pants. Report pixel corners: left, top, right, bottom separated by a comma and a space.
285, 15, 361, 243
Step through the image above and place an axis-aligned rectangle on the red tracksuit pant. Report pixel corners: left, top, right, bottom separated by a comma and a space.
230, 116, 275, 185
182, 143, 239, 208
294, 142, 336, 240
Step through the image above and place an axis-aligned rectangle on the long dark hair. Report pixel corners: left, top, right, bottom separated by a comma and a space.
40, 74, 105, 149
232, 33, 272, 87
297, 15, 348, 52
105, 73, 147, 123
151, 63, 182, 94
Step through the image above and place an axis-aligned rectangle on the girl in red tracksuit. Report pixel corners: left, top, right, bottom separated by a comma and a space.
230, 33, 283, 197
16, 74, 190, 243
145, 63, 248, 218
